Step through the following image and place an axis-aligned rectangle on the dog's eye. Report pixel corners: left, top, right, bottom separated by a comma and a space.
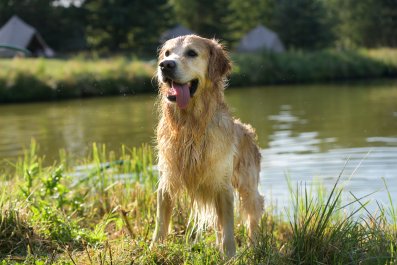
165, 50, 170, 57
186, 49, 198, 58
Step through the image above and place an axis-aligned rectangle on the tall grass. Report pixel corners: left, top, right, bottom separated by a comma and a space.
0, 57, 155, 103
231, 48, 397, 86
1, 48, 397, 103
1, 141, 396, 264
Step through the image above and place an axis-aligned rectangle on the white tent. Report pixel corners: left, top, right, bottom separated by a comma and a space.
0, 15, 54, 57
237, 25, 285, 53
159, 25, 194, 43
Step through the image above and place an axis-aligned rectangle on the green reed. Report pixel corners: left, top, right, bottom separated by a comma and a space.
0, 141, 396, 264
1, 48, 397, 103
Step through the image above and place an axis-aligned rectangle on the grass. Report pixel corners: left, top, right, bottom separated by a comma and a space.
230, 48, 397, 86
0, 57, 155, 103
1, 48, 397, 103
0, 140, 396, 264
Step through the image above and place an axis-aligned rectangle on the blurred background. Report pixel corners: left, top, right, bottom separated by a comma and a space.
0, 0, 396, 55
0, 0, 396, 208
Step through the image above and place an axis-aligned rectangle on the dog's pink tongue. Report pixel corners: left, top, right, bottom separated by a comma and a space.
172, 81, 190, 109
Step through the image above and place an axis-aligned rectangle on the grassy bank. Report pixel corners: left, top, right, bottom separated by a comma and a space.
1, 141, 396, 264
1, 48, 397, 103
231, 48, 397, 86
0, 57, 155, 103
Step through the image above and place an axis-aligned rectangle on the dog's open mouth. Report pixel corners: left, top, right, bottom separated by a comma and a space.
166, 79, 198, 109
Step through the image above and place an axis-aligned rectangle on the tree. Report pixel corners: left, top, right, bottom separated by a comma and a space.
0, 0, 53, 29
225, 0, 276, 45
169, 0, 229, 39
272, 0, 335, 50
328, 0, 397, 48
225, 0, 336, 50
378, 0, 397, 47
0, 0, 87, 51
84, 0, 173, 54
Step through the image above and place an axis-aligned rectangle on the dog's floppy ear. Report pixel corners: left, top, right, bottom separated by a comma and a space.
207, 39, 232, 83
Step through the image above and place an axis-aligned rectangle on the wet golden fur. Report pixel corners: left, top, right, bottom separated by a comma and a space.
152, 35, 264, 257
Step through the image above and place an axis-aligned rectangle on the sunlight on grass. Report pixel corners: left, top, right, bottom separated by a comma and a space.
1, 48, 397, 103
0, 140, 396, 264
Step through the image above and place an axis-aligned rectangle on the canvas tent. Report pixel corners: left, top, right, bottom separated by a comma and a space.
159, 25, 194, 43
0, 15, 54, 57
237, 25, 285, 53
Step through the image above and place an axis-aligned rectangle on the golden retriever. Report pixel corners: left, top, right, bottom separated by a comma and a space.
151, 35, 264, 257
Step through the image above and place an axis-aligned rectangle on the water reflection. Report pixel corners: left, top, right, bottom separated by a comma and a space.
0, 95, 157, 161
0, 80, 396, 210
225, 81, 397, 210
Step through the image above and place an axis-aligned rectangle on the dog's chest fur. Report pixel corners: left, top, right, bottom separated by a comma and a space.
157, 106, 236, 194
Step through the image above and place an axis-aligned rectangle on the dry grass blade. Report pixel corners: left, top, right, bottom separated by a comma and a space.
66, 245, 77, 265
120, 208, 134, 238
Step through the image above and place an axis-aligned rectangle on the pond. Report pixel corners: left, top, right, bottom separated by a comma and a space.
1, 80, 397, 211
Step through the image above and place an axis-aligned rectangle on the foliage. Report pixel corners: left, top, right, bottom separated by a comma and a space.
1, 0, 396, 53
1, 141, 396, 264
1, 49, 397, 103
0, 57, 156, 103
0, 0, 87, 51
1, 140, 158, 263
271, 0, 335, 50
328, 0, 397, 48
225, 0, 335, 50
230, 48, 397, 86
170, 0, 230, 40
84, 0, 173, 54
225, 0, 275, 44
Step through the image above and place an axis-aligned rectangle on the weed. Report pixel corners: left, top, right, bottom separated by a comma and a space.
2, 49, 397, 103
1, 141, 396, 264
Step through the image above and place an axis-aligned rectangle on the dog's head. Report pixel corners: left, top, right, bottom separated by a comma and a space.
157, 35, 231, 110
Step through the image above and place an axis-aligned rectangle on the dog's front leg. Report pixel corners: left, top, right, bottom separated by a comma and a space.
215, 185, 236, 258
151, 186, 173, 245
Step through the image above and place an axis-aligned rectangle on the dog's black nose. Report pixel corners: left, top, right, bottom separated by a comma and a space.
159, 60, 176, 71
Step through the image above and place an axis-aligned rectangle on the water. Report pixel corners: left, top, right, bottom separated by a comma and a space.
1, 80, 397, 211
